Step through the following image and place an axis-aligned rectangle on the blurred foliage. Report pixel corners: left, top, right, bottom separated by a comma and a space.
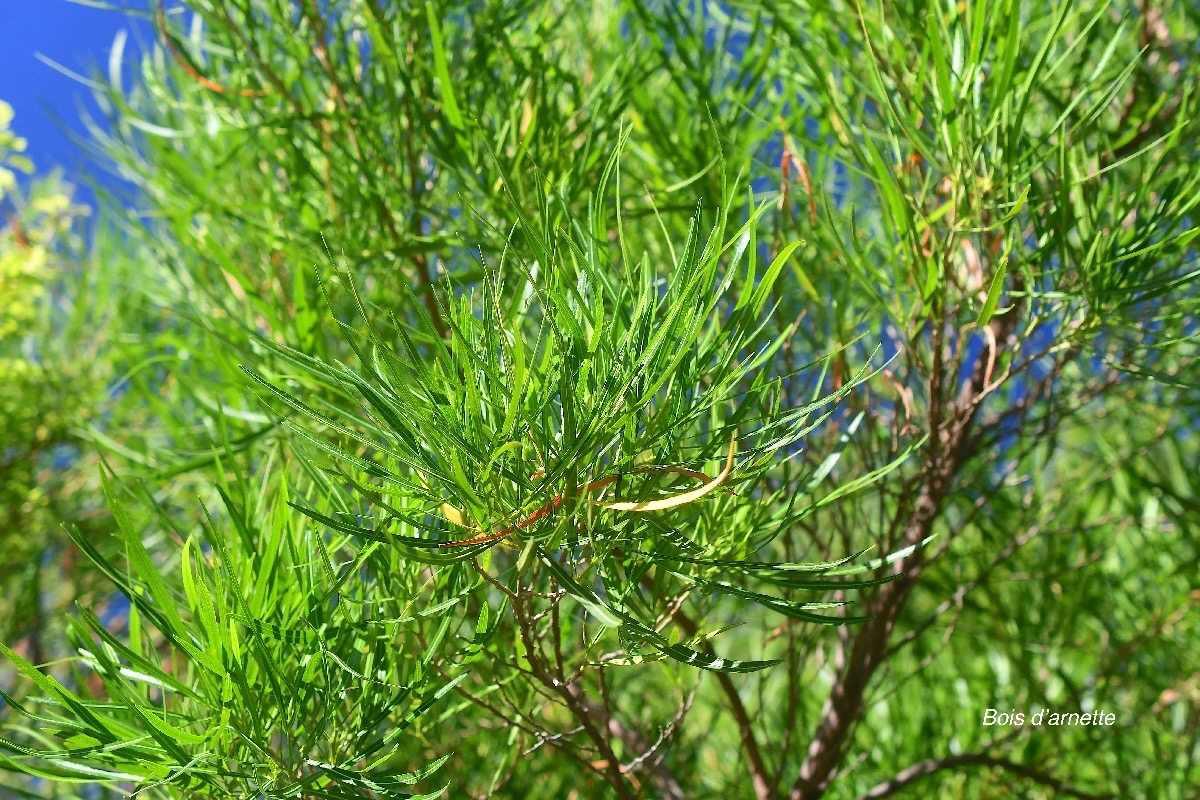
0, 106, 101, 663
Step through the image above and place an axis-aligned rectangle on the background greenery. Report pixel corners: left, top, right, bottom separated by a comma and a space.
2, 1, 1198, 798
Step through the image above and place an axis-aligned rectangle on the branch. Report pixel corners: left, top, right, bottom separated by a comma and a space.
786, 249, 1028, 800
4, 211, 30, 250
670, 607, 773, 800
1106, 0, 1184, 165
564, 681, 688, 800
401, 36, 450, 339
547, 579, 687, 799
511, 582, 636, 800
855, 751, 1117, 800
155, 0, 267, 97
886, 517, 1044, 658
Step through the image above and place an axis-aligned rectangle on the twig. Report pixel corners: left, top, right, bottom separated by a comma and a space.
855, 751, 1116, 800
670, 607, 773, 800
155, 0, 268, 97
4, 211, 30, 249
511, 580, 636, 800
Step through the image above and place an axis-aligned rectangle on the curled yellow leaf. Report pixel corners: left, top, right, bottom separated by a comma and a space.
440, 502, 468, 527
416, 469, 470, 528
596, 437, 736, 512
436, 437, 738, 547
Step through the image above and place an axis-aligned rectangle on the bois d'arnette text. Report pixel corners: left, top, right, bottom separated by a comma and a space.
983, 709, 1118, 727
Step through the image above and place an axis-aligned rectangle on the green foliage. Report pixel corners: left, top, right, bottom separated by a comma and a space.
0, 101, 33, 202
3, 1, 1200, 798
242, 157, 905, 671
0, 111, 106, 661
2, 469, 458, 799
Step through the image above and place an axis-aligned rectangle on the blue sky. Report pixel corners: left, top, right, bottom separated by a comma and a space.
1, 1, 147, 204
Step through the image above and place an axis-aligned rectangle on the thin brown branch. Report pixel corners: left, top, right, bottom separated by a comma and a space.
512, 582, 636, 800
670, 607, 773, 800
4, 210, 29, 250
155, 0, 267, 97
1106, 0, 1184, 165
379, 29, 448, 339
787, 202, 1028, 799
855, 751, 1117, 800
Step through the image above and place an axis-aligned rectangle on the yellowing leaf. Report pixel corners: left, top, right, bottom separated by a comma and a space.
441, 502, 468, 527
598, 437, 736, 512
